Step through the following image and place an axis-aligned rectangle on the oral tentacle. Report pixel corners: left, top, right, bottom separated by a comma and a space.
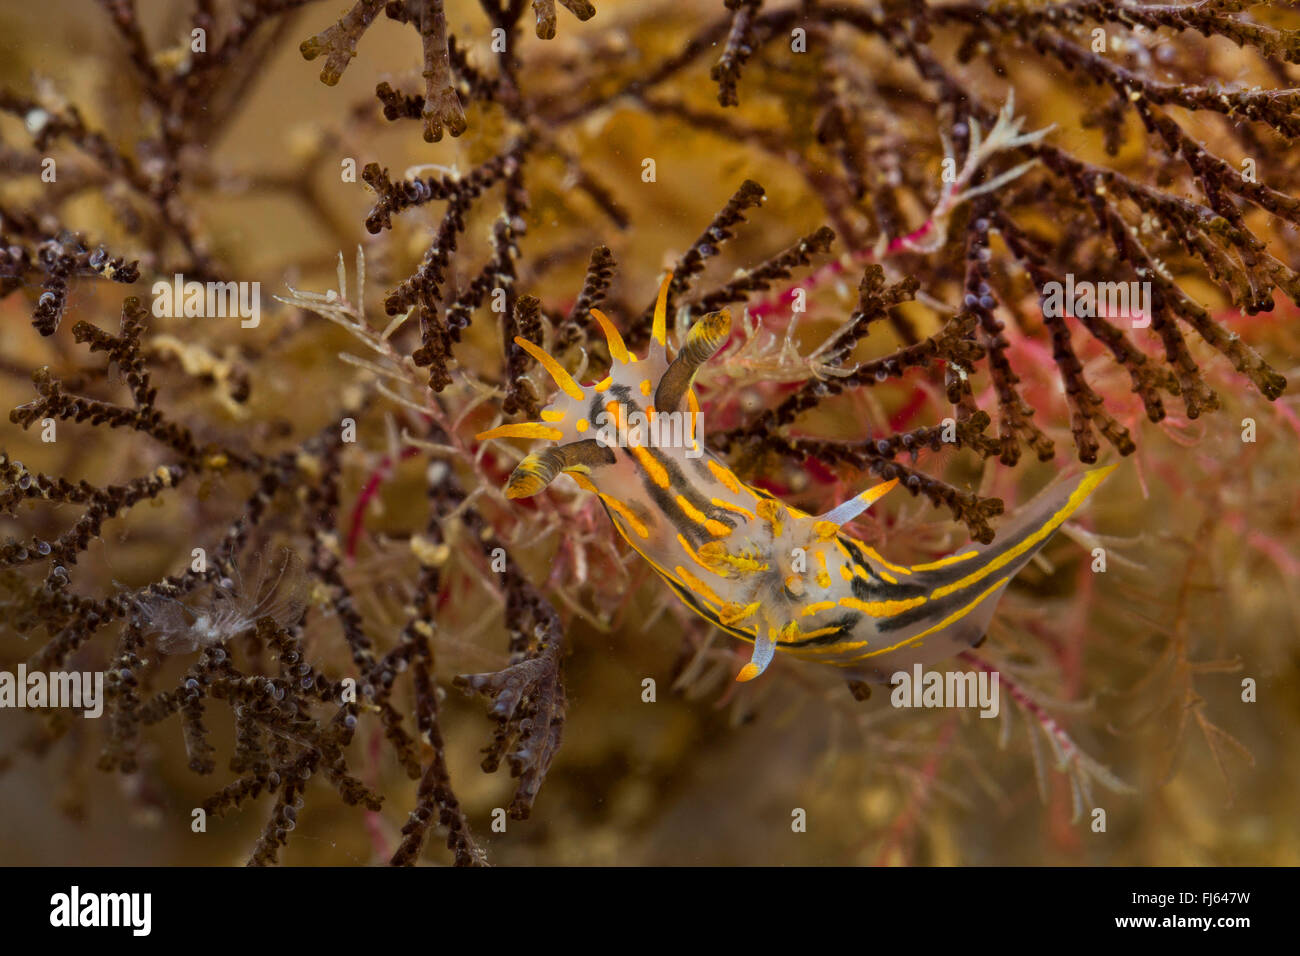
505, 439, 617, 498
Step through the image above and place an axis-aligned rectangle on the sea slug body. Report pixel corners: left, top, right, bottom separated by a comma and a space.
478, 275, 1115, 684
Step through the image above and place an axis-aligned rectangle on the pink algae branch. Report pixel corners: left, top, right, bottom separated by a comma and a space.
346, 445, 422, 560
959, 651, 1078, 765
1223, 512, 1300, 579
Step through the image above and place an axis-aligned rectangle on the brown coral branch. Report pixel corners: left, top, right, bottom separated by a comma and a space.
711, 0, 762, 107
299, 0, 386, 86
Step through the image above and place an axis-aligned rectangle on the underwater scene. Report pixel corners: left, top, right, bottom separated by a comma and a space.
0, 0, 1297, 869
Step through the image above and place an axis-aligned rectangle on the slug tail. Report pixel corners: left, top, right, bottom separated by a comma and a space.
910, 465, 1117, 597
837, 465, 1118, 681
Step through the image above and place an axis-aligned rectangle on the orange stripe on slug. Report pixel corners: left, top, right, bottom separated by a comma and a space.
678, 533, 724, 576
859, 544, 912, 575
675, 495, 731, 537
797, 638, 870, 657
774, 622, 803, 644
852, 575, 1012, 660
606, 400, 669, 489
796, 626, 842, 641
838, 595, 927, 617
852, 562, 895, 585
674, 564, 725, 606
630, 446, 670, 489
719, 601, 760, 626
698, 541, 768, 574
600, 494, 649, 538
476, 423, 564, 441
928, 466, 1118, 600
707, 460, 741, 495
801, 600, 836, 617
757, 498, 784, 537
908, 550, 977, 572
711, 498, 756, 521
693, 540, 728, 572
815, 552, 831, 589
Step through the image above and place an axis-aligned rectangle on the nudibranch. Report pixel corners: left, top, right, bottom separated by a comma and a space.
477, 275, 1115, 684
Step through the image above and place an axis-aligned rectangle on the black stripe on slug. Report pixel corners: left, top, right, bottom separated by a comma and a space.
874, 509, 1056, 633
657, 449, 741, 531
839, 536, 929, 601
873, 580, 996, 633
688, 456, 716, 482
786, 613, 858, 648
838, 537, 879, 579
850, 572, 877, 603
657, 572, 758, 645
603, 385, 741, 540
642, 471, 708, 545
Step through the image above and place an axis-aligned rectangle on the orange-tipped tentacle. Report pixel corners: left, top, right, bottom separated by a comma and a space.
736, 620, 796, 682
589, 308, 630, 364
513, 336, 585, 400
819, 478, 899, 527
651, 272, 672, 351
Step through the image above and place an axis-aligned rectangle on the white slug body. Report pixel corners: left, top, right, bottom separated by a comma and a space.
480, 277, 1114, 682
